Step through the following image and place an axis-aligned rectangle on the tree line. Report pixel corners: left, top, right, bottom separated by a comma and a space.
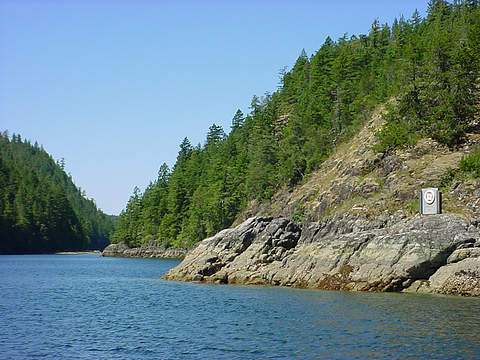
112, 0, 479, 248
0, 133, 114, 253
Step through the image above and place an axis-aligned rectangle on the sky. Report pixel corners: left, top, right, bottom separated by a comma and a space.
0, 0, 428, 215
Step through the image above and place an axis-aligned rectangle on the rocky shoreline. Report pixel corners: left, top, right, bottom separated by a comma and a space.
102, 242, 186, 259
162, 214, 480, 296
56, 250, 101, 255
127, 109, 480, 296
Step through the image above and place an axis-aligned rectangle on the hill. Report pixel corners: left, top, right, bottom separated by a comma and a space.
111, 0, 480, 251
104, 1, 480, 295
0, 133, 114, 253
163, 104, 480, 296
237, 104, 480, 224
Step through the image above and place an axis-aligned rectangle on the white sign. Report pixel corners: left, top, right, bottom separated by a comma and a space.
420, 188, 441, 215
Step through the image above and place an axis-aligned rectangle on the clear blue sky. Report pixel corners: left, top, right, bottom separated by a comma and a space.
0, 0, 428, 215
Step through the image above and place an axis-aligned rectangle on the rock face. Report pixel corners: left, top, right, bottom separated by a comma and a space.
406, 258, 480, 296
162, 214, 480, 296
162, 106, 480, 296
102, 242, 186, 259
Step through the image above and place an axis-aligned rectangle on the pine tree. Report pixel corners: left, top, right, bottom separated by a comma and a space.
231, 109, 245, 129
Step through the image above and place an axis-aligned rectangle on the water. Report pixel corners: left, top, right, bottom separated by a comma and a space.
1, 255, 479, 360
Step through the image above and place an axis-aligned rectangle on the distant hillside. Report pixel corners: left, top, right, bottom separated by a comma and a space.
0, 132, 114, 253
112, 0, 479, 249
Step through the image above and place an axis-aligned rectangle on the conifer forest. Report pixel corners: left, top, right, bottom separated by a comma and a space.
112, 1, 480, 248
0, 133, 114, 253
2, 1, 479, 252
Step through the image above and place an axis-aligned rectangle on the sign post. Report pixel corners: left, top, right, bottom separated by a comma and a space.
420, 188, 441, 215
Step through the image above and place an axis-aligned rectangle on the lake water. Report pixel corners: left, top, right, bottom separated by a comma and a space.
1, 254, 479, 360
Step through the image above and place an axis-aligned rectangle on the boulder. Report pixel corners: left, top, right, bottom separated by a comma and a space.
406, 257, 480, 296
101, 242, 130, 257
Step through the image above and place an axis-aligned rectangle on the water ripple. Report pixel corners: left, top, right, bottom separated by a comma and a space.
1, 255, 480, 359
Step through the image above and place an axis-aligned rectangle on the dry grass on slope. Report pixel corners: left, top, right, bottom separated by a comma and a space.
240, 103, 480, 224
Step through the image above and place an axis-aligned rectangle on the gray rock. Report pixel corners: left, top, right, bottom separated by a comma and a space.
380, 155, 401, 176
406, 257, 480, 296
447, 248, 480, 264
101, 242, 130, 256
357, 178, 379, 198
102, 242, 186, 259
162, 214, 480, 296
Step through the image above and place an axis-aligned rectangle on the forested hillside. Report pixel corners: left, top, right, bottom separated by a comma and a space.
112, 0, 480, 248
0, 133, 114, 253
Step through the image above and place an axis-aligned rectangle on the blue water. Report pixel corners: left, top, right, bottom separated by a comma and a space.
1, 255, 479, 359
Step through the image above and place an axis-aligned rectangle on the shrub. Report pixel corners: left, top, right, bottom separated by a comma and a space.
460, 147, 480, 177
373, 118, 420, 152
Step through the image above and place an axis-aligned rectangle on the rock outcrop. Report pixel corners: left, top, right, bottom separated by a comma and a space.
406, 257, 480, 296
162, 214, 480, 296
163, 106, 480, 296
102, 242, 186, 259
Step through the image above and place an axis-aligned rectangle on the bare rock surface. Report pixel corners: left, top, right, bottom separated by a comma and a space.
406, 257, 480, 296
102, 242, 186, 259
162, 214, 480, 296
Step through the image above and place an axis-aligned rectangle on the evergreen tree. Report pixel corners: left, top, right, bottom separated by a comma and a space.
111, 1, 480, 249
231, 109, 245, 129
0, 133, 114, 253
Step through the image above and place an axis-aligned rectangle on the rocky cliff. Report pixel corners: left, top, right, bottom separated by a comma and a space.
163, 105, 480, 296
162, 215, 480, 296
102, 242, 186, 259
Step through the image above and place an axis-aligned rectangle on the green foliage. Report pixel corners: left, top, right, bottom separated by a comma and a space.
406, 198, 420, 216
292, 205, 306, 223
439, 168, 459, 191
112, 1, 480, 248
376, 1, 480, 151
373, 106, 422, 151
460, 147, 480, 177
0, 133, 114, 253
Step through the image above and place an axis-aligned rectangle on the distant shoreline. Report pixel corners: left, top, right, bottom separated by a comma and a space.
0, 250, 103, 255
55, 250, 101, 255
102, 243, 186, 259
